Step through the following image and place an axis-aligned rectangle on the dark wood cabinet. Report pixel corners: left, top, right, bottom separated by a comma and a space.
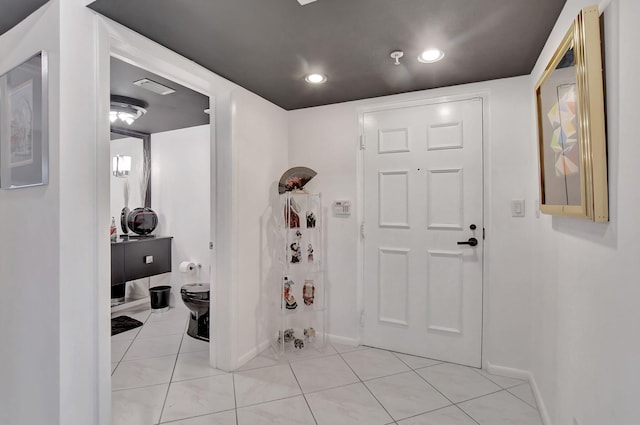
111, 237, 173, 299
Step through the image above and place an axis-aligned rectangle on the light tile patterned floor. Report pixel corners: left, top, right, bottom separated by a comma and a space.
111, 306, 543, 425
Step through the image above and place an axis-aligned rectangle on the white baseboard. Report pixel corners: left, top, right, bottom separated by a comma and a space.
486, 362, 530, 380
486, 362, 552, 425
235, 340, 271, 370
327, 334, 361, 347
528, 372, 552, 425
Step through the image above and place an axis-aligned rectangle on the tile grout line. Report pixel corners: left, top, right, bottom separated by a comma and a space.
231, 372, 239, 425
410, 366, 483, 425
469, 367, 524, 389
392, 404, 466, 424
505, 385, 538, 409
158, 408, 237, 424
155, 318, 187, 425
409, 361, 528, 425
110, 309, 153, 375
335, 349, 395, 424
287, 362, 319, 425
114, 314, 186, 364
111, 310, 152, 369
232, 392, 317, 411
389, 350, 443, 370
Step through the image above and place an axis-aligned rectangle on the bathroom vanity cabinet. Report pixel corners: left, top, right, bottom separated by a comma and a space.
111, 236, 173, 306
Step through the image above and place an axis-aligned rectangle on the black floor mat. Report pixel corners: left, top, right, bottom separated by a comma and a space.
111, 316, 143, 336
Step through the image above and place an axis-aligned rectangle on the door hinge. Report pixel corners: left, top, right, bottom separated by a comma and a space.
482, 228, 485, 240
209, 242, 214, 250
360, 223, 366, 238
359, 135, 366, 150
360, 311, 365, 327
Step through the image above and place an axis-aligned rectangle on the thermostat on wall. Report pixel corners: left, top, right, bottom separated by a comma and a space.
333, 200, 352, 217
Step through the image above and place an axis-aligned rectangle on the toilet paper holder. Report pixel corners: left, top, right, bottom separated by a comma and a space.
179, 261, 202, 273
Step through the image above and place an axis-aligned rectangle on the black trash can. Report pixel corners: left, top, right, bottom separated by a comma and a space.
150, 285, 171, 313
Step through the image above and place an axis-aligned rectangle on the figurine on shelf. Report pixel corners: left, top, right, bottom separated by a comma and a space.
307, 244, 314, 262
295, 230, 302, 239
294, 338, 304, 349
303, 279, 315, 306
283, 277, 297, 310
306, 211, 316, 228
304, 327, 316, 342
284, 198, 301, 228
290, 242, 301, 263
278, 328, 295, 344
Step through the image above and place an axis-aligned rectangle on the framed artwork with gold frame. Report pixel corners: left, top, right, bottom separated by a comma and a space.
535, 6, 608, 222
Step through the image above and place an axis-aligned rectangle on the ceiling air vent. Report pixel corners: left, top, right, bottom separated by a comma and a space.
133, 78, 176, 95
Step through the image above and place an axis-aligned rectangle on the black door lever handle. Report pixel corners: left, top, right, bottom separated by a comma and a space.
457, 237, 478, 247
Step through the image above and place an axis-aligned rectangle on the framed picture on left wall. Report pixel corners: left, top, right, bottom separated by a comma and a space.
0, 51, 49, 189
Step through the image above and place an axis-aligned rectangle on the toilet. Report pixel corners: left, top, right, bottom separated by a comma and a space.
180, 283, 210, 341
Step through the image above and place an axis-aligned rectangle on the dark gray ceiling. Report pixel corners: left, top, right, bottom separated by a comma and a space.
110, 57, 209, 134
0, 0, 49, 35
90, 0, 566, 110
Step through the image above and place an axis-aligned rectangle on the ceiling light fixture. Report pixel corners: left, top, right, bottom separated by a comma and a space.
110, 95, 148, 126
305, 73, 327, 84
133, 78, 176, 95
418, 49, 445, 63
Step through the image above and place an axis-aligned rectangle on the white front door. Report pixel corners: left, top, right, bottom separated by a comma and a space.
362, 98, 484, 367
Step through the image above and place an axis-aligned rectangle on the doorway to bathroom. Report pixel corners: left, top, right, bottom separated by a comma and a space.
108, 55, 215, 401
361, 97, 485, 368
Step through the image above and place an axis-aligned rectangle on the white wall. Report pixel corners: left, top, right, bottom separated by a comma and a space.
149, 125, 211, 305
288, 76, 536, 369
528, 1, 640, 424
0, 0, 107, 424
59, 1, 105, 424
232, 88, 289, 366
0, 3, 61, 425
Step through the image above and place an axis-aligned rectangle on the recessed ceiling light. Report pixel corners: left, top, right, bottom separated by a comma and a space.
418, 49, 445, 63
305, 73, 327, 84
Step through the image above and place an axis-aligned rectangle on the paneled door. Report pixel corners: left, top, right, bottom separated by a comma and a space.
362, 98, 483, 367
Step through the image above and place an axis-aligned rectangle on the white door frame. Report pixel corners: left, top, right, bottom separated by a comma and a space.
356, 92, 491, 367
95, 17, 238, 425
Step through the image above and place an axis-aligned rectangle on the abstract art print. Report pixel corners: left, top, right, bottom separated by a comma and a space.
535, 6, 608, 221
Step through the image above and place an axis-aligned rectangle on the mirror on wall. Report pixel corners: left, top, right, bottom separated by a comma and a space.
110, 128, 150, 234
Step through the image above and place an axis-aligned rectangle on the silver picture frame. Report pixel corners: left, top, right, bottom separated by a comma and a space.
0, 51, 49, 189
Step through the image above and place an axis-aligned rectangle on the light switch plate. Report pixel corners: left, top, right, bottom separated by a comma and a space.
511, 199, 525, 217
